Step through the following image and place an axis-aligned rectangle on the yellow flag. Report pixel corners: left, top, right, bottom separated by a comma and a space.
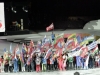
68, 33, 76, 39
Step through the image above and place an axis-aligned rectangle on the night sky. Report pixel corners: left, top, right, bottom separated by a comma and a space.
4, 0, 100, 30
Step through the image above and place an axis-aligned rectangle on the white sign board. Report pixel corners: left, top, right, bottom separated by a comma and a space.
0, 3, 5, 32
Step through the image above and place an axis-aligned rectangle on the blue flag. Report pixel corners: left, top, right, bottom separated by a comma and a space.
57, 42, 62, 48
10, 43, 12, 53
3, 48, 6, 52
76, 56, 81, 67
76, 36, 81, 44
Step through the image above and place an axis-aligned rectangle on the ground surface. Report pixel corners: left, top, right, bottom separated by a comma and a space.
0, 68, 100, 75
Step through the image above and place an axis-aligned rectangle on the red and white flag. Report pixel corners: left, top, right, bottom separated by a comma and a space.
46, 23, 54, 31
80, 45, 88, 58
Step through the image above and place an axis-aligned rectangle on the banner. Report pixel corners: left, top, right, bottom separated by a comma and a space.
0, 3, 5, 32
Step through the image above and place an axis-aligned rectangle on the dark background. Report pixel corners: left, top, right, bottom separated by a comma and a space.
3, 0, 100, 31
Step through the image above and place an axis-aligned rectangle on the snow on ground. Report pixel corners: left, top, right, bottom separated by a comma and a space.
0, 68, 100, 75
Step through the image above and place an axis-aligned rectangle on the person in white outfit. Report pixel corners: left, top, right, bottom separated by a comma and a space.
95, 54, 99, 67
63, 54, 67, 70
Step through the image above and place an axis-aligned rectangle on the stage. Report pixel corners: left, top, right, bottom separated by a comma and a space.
0, 68, 100, 75
0, 30, 31, 36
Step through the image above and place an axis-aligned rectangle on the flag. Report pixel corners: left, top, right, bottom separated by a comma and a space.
55, 42, 63, 49
42, 35, 47, 44
96, 38, 100, 44
13, 44, 18, 59
3, 48, 6, 52
68, 49, 81, 57
20, 49, 24, 63
24, 45, 28, 52
16, 48, 20, 55
27, 56, 31, 64
80, 45, 88, 58
44, 48, 52, 59
29, 40, 34, 55
65, 39, 73, 46
80, 39, 88, 46
68, 33, 76, 39
51, 33, 55, 41
30, 40, 34, 47
84, 55, 89, 67
53, 33, 64, 46
31, 50, 36, 58
76, 35, 82, 44
80, 35, 94, 47
3, 48, 7, 60
9, 43, 12, 54
46, 23, 54, 31
87, 41, 97, 50
22, 43, 27, 53
57, 42, 62, 48
91, 45, 98, 55
67, 39, 76, 50
84, 35, 95, 41
76, 56, 81, 67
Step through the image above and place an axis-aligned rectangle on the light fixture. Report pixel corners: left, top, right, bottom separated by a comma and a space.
22, 6, 28, 12
11, 7, 17, 13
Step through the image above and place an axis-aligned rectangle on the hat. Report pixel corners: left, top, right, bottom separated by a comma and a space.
74, 72, 80, 75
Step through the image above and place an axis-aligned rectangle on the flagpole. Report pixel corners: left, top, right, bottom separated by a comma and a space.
52, 23, 54, 42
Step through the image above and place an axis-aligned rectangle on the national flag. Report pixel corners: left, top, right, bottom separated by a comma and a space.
16, 47, 20, 55
55, 49, 59, 57
46, 23, 54, 31
80, 45, 88, 58
28, 47, 34, 55
67, 38, 76, 50
22, 43, 27, 54
3, 48, 6, 52
57, 42, 62, 48
37, 41, 42, 49
91, 45, 98, 55
84, 55, 89, 67
43, 39, 51, 46
37, 43, 41, 49
30, 40, 34, 47
97, 38, 100, 44
59, 48, 63, 56
76, 35, 82, 44
44, 48, 52, 59
9, 43, 12, 54
55, 42, 63, 49
65, 39, 73, 46
76, 56, 82, 67
53, 33, 64, 46
28, 40, 34, 55
84, 35, 95, 41
27, 57, 31, 65
51, 33, 55, 41
3, 48, 8, 60
42, 35, 47, 44
68, 33, 76, 39
87, 41, 97, 50
20, 49, 24, 63
30, 50, 36, 58
68, 49, 81, 57
65, 39, 73, 49
80, 39, 88, 46
13, 44, 18, 59
24, 45, 28, 52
